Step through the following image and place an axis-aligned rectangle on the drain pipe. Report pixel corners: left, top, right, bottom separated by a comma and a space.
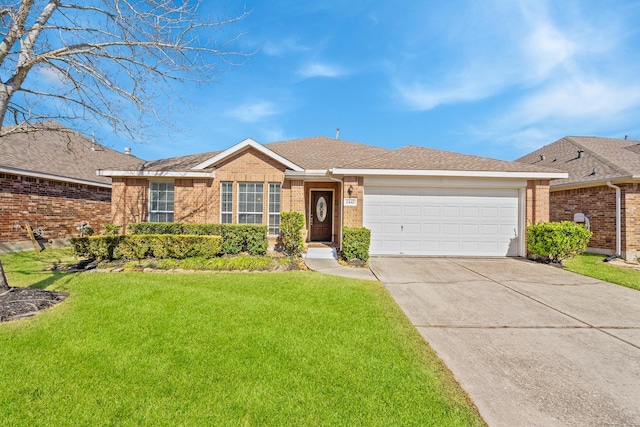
328, 170, 344, 252
606, 181, 621, 258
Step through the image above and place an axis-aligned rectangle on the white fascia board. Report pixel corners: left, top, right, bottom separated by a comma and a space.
550, 176, 640, 191
0, 166, 111, 188
192, 138, 304, 171
284, 169, 328, 179
330, 168, 568, 179
97, 170, 215, 178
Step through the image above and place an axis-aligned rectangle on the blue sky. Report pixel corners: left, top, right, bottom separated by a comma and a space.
63, 1, 640, 161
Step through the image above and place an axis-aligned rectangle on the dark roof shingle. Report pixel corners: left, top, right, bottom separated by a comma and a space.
515, 136, 640, 186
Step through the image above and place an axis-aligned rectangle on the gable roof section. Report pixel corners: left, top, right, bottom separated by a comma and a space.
266, 136, 390, 169
515, 136, 640, 188
193, 138, 303, 171
0, 122, 145, 187
333, 145, 566, 179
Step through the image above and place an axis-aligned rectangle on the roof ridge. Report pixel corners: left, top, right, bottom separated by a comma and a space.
564, 136, 631, 176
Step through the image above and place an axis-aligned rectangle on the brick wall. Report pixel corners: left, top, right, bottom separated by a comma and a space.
0, 172, 111, 243
343, 176, 363, 227
526, 180, 550, 225
550, 183, 639, 261
111, 177, 149, 231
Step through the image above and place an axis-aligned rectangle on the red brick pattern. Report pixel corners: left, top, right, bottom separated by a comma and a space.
1, 173, 111, 243
550, 183, 639, 260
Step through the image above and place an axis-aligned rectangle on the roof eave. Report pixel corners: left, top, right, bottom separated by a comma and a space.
329, 168, 568, 179
284, 169, 328, 179
0, 166, 111, 188
97, 169, 215, 178
550, 175, 640, 191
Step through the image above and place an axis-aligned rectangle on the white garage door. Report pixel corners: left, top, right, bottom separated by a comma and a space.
364, 186, 520, 256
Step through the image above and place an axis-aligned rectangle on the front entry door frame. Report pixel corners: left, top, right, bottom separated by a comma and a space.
309, 189, 334, 242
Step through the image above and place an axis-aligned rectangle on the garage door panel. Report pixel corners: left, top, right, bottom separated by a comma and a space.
364, 186, 520, 257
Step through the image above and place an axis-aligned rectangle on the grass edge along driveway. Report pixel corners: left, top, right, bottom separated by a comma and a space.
564, 253, 640, 291
0, 251, 484, 426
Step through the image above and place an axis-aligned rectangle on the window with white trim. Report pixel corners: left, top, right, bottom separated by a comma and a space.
238, 182, 263, 224
268, 183, 281, 235
221, 182, 233, 223
149, 181, 174, 222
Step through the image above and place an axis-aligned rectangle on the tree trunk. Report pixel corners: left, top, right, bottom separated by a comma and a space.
0, 259, 9, 292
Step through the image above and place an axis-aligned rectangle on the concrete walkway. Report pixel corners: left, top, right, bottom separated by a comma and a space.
370, 257, 640, 427
304, 247, 378, 280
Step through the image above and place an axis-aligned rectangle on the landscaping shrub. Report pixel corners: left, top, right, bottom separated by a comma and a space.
127, 222, 267, 255
71, 235, 222, 260
342, 227, 371, 262
278, 212, 305, 256
526, 221, 592, 263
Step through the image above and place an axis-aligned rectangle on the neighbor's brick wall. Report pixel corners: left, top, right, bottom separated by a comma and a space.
343, 176, 363, 228
0, 172, 111, 243
550, 183, 640, 260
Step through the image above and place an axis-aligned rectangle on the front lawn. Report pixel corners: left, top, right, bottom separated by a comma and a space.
0, 250, 483, 426
564, 253, 640, 291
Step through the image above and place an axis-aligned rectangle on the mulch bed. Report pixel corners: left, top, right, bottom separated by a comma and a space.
0, 287, 68, 323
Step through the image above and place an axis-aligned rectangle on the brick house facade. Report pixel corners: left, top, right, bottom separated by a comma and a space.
102, 137, 563, 257
517, 136, 640, 261
0, 122, 144, 252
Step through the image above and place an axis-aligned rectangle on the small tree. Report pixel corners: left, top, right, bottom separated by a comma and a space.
278, 212, 305, 256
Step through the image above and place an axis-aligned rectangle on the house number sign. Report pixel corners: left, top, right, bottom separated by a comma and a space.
316, 197, 327, 222
343, 198, 357, 206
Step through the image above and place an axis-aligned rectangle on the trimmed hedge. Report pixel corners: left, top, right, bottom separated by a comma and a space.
278, 212, 305, 256
342, 227, 371, 262
127, 222, 267, 255
526, 221, 592, 263
71, 235, 223, 260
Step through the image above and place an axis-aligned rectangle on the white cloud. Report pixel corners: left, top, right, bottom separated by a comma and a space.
34, 65, 65, 85
262, 37, 311, 57
297, 62, 347, 78
226, 101, 279, 123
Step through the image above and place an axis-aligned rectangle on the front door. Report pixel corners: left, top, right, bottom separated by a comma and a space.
310, 191, 333, 241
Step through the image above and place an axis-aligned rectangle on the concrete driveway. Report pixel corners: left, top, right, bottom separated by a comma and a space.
369, 257, 640, 427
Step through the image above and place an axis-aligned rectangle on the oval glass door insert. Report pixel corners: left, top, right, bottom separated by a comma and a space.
316, 196, 327, 222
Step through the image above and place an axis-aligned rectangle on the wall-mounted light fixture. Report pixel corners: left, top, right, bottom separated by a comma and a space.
347, 185, 354, 196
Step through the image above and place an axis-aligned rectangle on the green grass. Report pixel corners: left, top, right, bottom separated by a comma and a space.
0, 249, 484, 426
564, 253, 640, 291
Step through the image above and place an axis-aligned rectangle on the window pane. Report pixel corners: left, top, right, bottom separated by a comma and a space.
149, 181, 174, 223
238, 182, 264, 223
221, 182, 233, 223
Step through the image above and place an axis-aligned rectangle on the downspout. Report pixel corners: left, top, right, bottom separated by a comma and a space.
328, 170, 344, 251
606, 181, 621, 258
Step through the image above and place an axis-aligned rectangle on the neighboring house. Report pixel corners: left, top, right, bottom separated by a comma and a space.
0, 122, 144, 251
100, 137, 564, 257
516, 136, 640, 261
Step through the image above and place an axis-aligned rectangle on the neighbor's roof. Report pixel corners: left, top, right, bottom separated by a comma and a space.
515, 136, 640, 187
0, 122, 145, 186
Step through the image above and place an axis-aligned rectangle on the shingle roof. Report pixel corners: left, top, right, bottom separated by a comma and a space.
103, 135, 563, 176
0, 122, 145, 185
515, 136, 640, 187
127, 150, 221, 172
265, 136, 390, 169
344, 145, 563, 173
